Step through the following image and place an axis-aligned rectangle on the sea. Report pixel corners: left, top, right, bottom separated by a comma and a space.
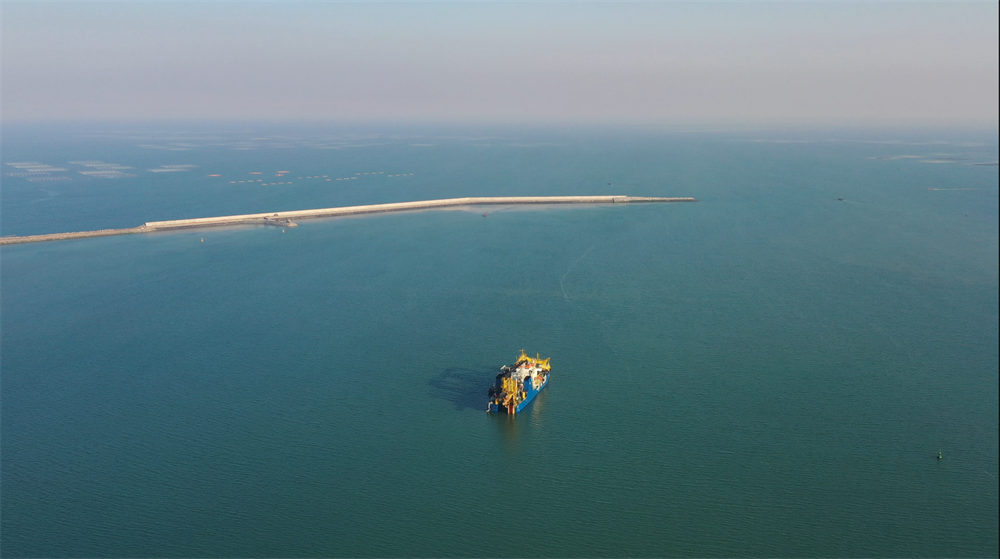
1, 123, 997, 557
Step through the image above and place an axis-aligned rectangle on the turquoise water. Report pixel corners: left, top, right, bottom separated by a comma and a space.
2, 125, 998, 556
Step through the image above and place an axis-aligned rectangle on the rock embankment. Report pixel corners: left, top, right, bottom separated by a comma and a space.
1, 195, 697, 245
0, 227, 148, 246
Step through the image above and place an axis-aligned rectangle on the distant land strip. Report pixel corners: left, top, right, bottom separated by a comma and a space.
0, 195, 697, 246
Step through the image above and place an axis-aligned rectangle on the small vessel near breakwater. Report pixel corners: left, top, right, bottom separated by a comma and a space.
487, 350, 550, 414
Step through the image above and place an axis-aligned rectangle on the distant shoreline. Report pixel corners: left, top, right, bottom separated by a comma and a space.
0, 195, 697, 246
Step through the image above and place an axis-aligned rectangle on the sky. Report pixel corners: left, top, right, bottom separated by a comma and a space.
2, 1, 998, 125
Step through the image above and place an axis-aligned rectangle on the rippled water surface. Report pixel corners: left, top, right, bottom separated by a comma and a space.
2, 124, 998, 556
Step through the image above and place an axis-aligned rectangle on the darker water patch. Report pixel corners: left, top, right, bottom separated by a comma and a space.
428, 367, 493, 411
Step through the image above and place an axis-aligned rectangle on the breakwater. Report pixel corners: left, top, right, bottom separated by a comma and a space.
0, 195, 696, 245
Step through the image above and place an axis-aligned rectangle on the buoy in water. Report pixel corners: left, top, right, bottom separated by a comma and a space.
937, 450, 943, 460
201, 238, 204, 242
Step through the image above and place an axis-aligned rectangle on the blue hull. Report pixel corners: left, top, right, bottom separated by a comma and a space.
488, 376, 547, 414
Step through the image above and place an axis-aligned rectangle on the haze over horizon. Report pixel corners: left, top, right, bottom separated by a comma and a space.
3, 1, 998, 126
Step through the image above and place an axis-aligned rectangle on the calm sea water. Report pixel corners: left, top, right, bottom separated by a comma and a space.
2, 124, 997, 557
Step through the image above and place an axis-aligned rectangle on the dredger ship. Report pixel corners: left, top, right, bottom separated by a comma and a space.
487, 350, 550, 414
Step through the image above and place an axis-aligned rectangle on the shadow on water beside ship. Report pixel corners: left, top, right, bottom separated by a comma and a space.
427, 366, 493, 411
428, 366, 548, 452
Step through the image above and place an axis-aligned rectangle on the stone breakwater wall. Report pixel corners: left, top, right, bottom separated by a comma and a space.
0, 227, 149, 245
1, 196, 697, 245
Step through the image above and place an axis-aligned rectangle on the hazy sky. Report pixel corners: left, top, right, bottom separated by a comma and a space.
3, 1, 998, 125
